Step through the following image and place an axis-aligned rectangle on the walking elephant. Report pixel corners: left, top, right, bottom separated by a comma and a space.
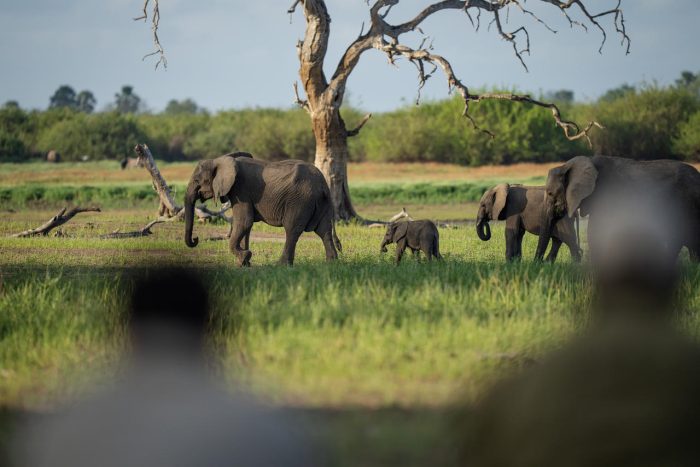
184, 154, 342, 267
380, 220, 442, 264
536, 156, 700, 262
477, 184, 581, 262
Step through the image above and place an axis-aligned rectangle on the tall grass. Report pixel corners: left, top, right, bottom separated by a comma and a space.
0, 179, 543, 208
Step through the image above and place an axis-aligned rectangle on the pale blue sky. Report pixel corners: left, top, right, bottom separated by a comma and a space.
1, 1, 698, 112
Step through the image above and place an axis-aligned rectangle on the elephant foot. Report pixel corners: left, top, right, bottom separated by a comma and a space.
237, 250, 252, 268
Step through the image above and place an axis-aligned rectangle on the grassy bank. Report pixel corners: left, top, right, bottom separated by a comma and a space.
0, 160, 549, 208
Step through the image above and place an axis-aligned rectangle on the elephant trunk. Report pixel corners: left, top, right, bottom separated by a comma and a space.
184, 183, 199, 248
379, 238, 389, 253
476, 218, 491, 241
535, 205, 555, 260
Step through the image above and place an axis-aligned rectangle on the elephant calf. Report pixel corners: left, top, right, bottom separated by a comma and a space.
476, 184, 581, 262
380, 220, 442, 264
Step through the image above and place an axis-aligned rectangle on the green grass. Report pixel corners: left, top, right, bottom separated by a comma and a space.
0, 178, 544, 208
0, 216, 593, 407
2, 161, 699, 465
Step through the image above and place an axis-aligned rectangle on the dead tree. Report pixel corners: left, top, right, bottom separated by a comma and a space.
11, 207, 101, 237
286, 0, 628, 221
137, 0, 629, 221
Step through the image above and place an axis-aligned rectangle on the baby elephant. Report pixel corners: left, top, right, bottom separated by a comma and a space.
476, 183, 581, 262
380, 220, 442, 264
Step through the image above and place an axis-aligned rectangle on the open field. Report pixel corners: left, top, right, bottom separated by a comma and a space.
3, 161, 700, 465
0, 160, 559, 187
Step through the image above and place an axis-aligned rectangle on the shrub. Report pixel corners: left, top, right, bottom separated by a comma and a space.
359, 95, 585, 165
36, 112, 146, 161
673, 112, 700, 161
583, 86, 699, 159
0, 131, 27, 161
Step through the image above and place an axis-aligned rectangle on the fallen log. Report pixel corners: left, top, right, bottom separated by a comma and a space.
11, 206, 101, 238
99, 218, 169, 239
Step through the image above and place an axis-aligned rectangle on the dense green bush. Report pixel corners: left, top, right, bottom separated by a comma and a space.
673, 112, 700, 160
138, 113, 210, 161
36, 112, 146, 161
582, 86, 699, 159
183, 109, 316, 161
3, 80, 699, 165
0, 131, 27, 161
0, 106, 31, 160
356, 95, 585, 165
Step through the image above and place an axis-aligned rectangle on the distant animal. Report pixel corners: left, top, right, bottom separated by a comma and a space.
46, 150, 61, 163
120, 157, 144, 170
380, 220, 441, 264
538, 156, 700, 263
477, 184, 581, 262
184, 154, 341, 267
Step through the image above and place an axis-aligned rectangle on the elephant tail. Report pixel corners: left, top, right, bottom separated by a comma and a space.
332, 220, 343, 253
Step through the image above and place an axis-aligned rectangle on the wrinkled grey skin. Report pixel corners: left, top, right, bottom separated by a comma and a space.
380, 220, 442, 264
536, 155, 700, 262
477, 184, 581, 262
184, 152, 341, 267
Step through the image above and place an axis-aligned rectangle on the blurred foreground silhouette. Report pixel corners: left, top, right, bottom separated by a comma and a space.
460, 188, 700, 467
12, 269, 313, 467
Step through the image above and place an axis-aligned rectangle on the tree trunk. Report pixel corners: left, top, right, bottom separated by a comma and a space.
312, 106, 359, 221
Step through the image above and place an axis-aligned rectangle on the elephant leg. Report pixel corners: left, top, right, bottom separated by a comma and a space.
546, 238, 563, 263
229, 206, 253, 267
515, 226, 526, 260
505, 216, 521, 261
395, 239, 407, 265
564, 238, 581, 263
240, 227, 253, 267
279, 228, 303, 266
411, 248, 421, 261
315, 216, 338, 261
421, 241, 433, 261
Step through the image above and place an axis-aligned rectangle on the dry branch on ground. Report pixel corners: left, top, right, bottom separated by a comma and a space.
11, 206, 101, 238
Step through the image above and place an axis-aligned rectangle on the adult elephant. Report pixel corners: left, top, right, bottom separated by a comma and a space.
536, 155, 700, 262
476, 184, 581, 262
184, 154, 342, 266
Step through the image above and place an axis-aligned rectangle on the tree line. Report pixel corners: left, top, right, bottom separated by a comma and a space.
1, 73, 698, 164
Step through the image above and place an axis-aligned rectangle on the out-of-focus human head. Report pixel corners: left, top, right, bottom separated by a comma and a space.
458, 320, 700, 467
12, 268, 314, 467
128, 268, 210, 358
457, 185, 700, 466
587, 185, 681, 319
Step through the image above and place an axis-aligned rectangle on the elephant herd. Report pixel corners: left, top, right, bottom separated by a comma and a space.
183, 152, 700, 267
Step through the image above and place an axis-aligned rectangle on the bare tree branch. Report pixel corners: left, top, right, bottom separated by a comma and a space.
296, 0, 332, 104
99, 218, 170, 239
11, 207, 101, 238
346, 113, 373, 137
285, 0, 628, 220
346, 0, 626, 141
292, 82, 310, 113
135, 0, 167, 69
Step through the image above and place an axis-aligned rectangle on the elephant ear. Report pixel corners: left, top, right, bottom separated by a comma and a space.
492, 183, 510, 220
563, 156, 598, 218
393, 222, 409, 243
212, 156, 238, 202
